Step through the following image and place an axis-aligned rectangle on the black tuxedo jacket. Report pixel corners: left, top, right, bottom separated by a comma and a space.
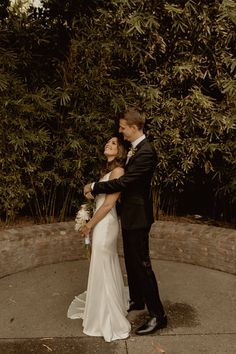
93, 138, 157, 230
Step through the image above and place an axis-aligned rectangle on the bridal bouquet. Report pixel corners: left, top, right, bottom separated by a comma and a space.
75, 202, 93, 259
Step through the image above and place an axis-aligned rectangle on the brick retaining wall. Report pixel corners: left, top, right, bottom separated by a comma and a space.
0, 221, 235, 278
0, 222, 84, 278
150, 221, 236, 275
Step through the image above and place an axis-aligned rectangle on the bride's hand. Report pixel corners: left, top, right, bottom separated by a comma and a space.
80, 224, 91, 237
84, 183, 92, 196
85, 192, 94, 200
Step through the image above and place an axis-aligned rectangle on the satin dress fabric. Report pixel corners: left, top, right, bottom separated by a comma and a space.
67, 172, 131, 342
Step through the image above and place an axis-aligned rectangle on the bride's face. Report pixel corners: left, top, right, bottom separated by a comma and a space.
104, 137, 119, 160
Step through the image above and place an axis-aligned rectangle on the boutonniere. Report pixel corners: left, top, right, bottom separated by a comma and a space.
127, 147, 137, 159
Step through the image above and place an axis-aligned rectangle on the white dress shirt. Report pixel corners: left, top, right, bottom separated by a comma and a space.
131, 134, 146, 148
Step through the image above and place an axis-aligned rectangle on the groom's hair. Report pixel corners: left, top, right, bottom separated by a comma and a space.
123, 107, 145, 130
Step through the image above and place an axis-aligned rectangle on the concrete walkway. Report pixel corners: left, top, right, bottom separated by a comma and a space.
0, 259, 236, 353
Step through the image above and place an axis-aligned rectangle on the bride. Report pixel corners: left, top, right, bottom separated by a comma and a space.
67, 136, 131, 342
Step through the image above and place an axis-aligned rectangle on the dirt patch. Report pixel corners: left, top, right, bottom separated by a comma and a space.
1, 214, 235, 230
159, 215, 236, 229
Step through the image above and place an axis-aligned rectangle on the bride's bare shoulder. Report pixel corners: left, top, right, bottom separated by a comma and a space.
109, 166, 125, 179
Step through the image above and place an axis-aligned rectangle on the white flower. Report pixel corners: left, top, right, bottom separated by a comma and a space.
75, 202, 93, 259
127, 147, 137, 159
74, 203, 92, 231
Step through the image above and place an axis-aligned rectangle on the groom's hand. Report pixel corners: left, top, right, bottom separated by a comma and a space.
84, 184, 94, 199
85, 192, 94, 200
84, 183, 92, 195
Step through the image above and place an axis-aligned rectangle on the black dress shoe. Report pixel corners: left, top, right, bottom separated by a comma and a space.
135, 315, 167, 335
127, 303, 145, 312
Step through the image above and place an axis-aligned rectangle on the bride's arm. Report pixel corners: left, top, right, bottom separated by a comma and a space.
80, 167, 124, 236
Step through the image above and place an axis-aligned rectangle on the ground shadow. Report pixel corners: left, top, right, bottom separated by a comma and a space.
132, 300, 199, 332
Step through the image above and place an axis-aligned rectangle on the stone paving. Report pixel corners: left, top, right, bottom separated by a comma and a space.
0, 259, 236, 353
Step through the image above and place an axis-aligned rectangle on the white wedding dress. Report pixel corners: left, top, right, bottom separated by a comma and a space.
67, 172, 131, 342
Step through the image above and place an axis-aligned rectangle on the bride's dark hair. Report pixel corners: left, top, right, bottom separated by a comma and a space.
100, 136, 127, 177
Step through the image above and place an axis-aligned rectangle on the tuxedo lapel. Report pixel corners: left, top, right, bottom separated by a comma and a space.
135, 138, 147, 150
126, 138, 147, 167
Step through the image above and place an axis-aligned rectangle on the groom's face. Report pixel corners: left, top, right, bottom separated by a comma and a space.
119, 119, 135, 142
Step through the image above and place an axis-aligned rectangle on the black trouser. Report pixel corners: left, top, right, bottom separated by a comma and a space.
122, 227, 165, 317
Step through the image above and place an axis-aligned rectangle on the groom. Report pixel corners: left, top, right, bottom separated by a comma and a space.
84, 107, 167, 335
